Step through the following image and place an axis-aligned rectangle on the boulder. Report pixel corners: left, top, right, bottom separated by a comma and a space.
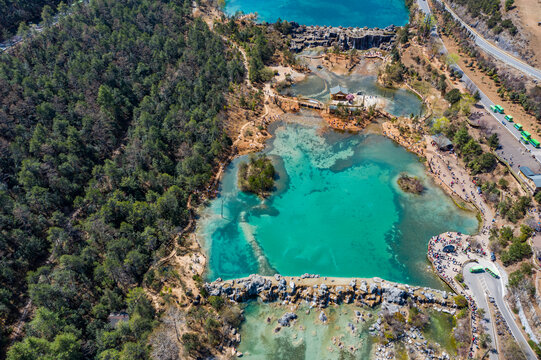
278, 278, 287, 292
360, 281, 368, 293
277, 312, 297, 326
289, 281, 296, 292
384, 287, 407, 305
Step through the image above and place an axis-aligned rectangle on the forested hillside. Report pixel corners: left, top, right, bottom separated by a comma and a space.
448, 0, 517, 35
0, 0, 63, 40
0, 0, 244, 357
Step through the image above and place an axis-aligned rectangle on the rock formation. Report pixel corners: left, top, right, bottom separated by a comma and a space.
204, 275, 454, 309
286, 23, 397, 53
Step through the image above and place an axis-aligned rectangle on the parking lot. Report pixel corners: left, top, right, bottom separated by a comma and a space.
471, 107, 541, 175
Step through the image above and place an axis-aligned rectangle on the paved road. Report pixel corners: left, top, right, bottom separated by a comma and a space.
432, 0, 541, 81
416, 0, 541, 170
464, 262, 538, 359
463, 263, 499, 360
455, 69, 541, 164
418, 0, 540, 355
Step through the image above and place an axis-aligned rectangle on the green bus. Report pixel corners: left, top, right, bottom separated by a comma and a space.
522, 135, 530, 144
469, 265, 484, 273
490, 105, 496, 112
495, 105, 504, 114
522, 131, 532, 139
504, 115, 513, 122
485, 267, 500, 279
515, 123, 523, 131
530, 139, 540, 148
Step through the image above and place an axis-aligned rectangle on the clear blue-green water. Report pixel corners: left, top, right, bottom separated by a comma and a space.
284, 72, 423, 117
237, 302, 376, 359
198, 113, 478, 289
224, 0, 409, 28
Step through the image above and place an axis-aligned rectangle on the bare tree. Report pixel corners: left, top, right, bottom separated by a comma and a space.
150, 305, 186, 360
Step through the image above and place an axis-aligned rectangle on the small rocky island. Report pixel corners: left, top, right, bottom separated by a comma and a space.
238, 154, 275, 196
397, 173, 423, 194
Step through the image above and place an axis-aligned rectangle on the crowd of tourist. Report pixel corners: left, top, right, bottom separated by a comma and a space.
428, 233, 466, 289
427, 153, 489, 217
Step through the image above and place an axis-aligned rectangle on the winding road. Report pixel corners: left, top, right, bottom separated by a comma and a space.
433, 0, 541, 81
417, 0, 541, 168
463, 262, 537, 359
417, 0, 540, 356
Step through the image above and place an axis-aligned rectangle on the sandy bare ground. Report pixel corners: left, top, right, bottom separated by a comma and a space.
382, 121, 426, 156
512, 0, 541, 65
268, 65, 306, 83
299, 51, 384, 76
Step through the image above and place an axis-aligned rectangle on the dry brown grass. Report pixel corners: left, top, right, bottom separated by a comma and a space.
511, 0, 541, 66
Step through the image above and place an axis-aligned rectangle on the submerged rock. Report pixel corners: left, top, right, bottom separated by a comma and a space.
319, 311, 328, 323
277, 312, 297, 326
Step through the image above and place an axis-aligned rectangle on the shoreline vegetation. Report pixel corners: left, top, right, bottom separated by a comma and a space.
397, 173, 424, 193
238, 154, 276, 197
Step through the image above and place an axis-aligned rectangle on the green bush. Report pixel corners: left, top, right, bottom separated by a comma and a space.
501, 240, 532, 266
208, 295, 225, 310
445, 88, 462, 104
454, 295, 468, 308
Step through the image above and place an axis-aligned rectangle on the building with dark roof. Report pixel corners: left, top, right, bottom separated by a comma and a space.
431, 134, 453, 151
520, 167, 541, 193
330, 85, 348, 100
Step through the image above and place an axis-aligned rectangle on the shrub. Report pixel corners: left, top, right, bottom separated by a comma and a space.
445, 88, 462, 104
208, 296, 224, 310
500, 240, 532, 266
454, 295, 468, 308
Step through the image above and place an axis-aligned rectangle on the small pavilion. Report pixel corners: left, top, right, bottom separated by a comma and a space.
330, 85, 349, 101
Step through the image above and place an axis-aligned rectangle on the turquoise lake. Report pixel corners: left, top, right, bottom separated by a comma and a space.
225, 0, 409, 28
198, 113, 478, 289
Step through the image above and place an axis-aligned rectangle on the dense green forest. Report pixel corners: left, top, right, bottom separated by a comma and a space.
215, 18, 277, 83
0, 0, 245, 357
0, 0, 63, 41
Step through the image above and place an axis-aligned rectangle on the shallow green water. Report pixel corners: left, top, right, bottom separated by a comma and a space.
284, 71, 423, 117
224, 0, 409, 28
238, 302, 376, 360
424, 311, 458, 355
198, 113, 478, 289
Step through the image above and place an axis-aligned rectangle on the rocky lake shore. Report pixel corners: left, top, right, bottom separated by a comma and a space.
205, 274, 456, 309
